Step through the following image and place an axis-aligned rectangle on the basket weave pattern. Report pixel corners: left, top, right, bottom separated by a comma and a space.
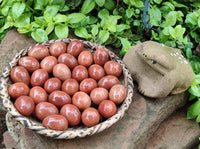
0, 38, 134, 139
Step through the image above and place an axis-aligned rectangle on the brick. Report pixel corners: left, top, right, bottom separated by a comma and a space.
145, 110, 200, 149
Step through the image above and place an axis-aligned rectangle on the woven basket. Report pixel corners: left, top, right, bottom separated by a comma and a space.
0, 38, 134, 139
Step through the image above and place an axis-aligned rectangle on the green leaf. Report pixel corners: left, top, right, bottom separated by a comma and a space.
198, 17, 200, 28
187, 100, 200, 119
107, 15, 121, 32
164, 41, 176, 47
178, 36, 187, 45
34, 16, 47, 28
0, 29, 8, 42
176, 11, 184, 22
126, 8, 134, 18
116, 24, 130, 32
191, 74, 200, 86
81, 0, 95, 14
111, 16, 121, 25
14, 14, 30, 28
190, 56, 200, 74
162, 26, 170, 36
174, 25, 185, 38
17, 23, 34, 34
186, 48, 193, 59
55, 24, 69, 39
1, 6, 9, 16
44, 11, 53, 24
46, 23, 54, 35
166, 11, 177, 26
49, 31, 58, 40
45, 5, 59, 17
88, 16, 98, 24
189, 85, 200, 97
71, 0, 82, 8
60, 5, 70, 12
196, 114, 200, 123
98, 30, 110, 44
108, 25, 116, 32
153, 0, 162, 4
162, 2, 175, 11
98, 9, 109, 20
75, 27, 90, 39
151, 30, 159, 40
135, 9, 140, 15
189, 94, 196, 101
52, 0, 65, 9
184, 42, 193, 50
31, 29, 48, 42
168, 26, 175, 38
185, 13, 198, 25
12, 2, 25, 19
91, 25, 98, 36
104, 0, 115, 10
118, 37, 132, 56
68, 13, 85, 24
163, 25, 185, 41
95, 0, 105, 7
173, 1, 188, 9
123, 0, 129, 5
80, 16, 90, 26
134, 0, 144, 8
54, 14, 68, 23
159, 30, 169, 43
133, 20, 140, 26
34, 0, 49, 10
1, 21, 13, 31
149, 7, 161, 26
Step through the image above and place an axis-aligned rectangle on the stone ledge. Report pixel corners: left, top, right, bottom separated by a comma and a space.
146, 109, 200, 149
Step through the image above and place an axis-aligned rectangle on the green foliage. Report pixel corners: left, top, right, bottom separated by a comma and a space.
0, 1, 199, 59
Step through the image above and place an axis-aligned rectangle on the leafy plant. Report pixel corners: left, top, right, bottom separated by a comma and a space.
0, 0, 145, 56
0, 0, 86, 42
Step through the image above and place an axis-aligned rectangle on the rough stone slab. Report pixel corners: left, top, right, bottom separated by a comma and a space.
0, 29, 36, 76
6, 113, 46, 149
145, 110, 200, 149
3, 131, 18, 149
6, 91, 187, 149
